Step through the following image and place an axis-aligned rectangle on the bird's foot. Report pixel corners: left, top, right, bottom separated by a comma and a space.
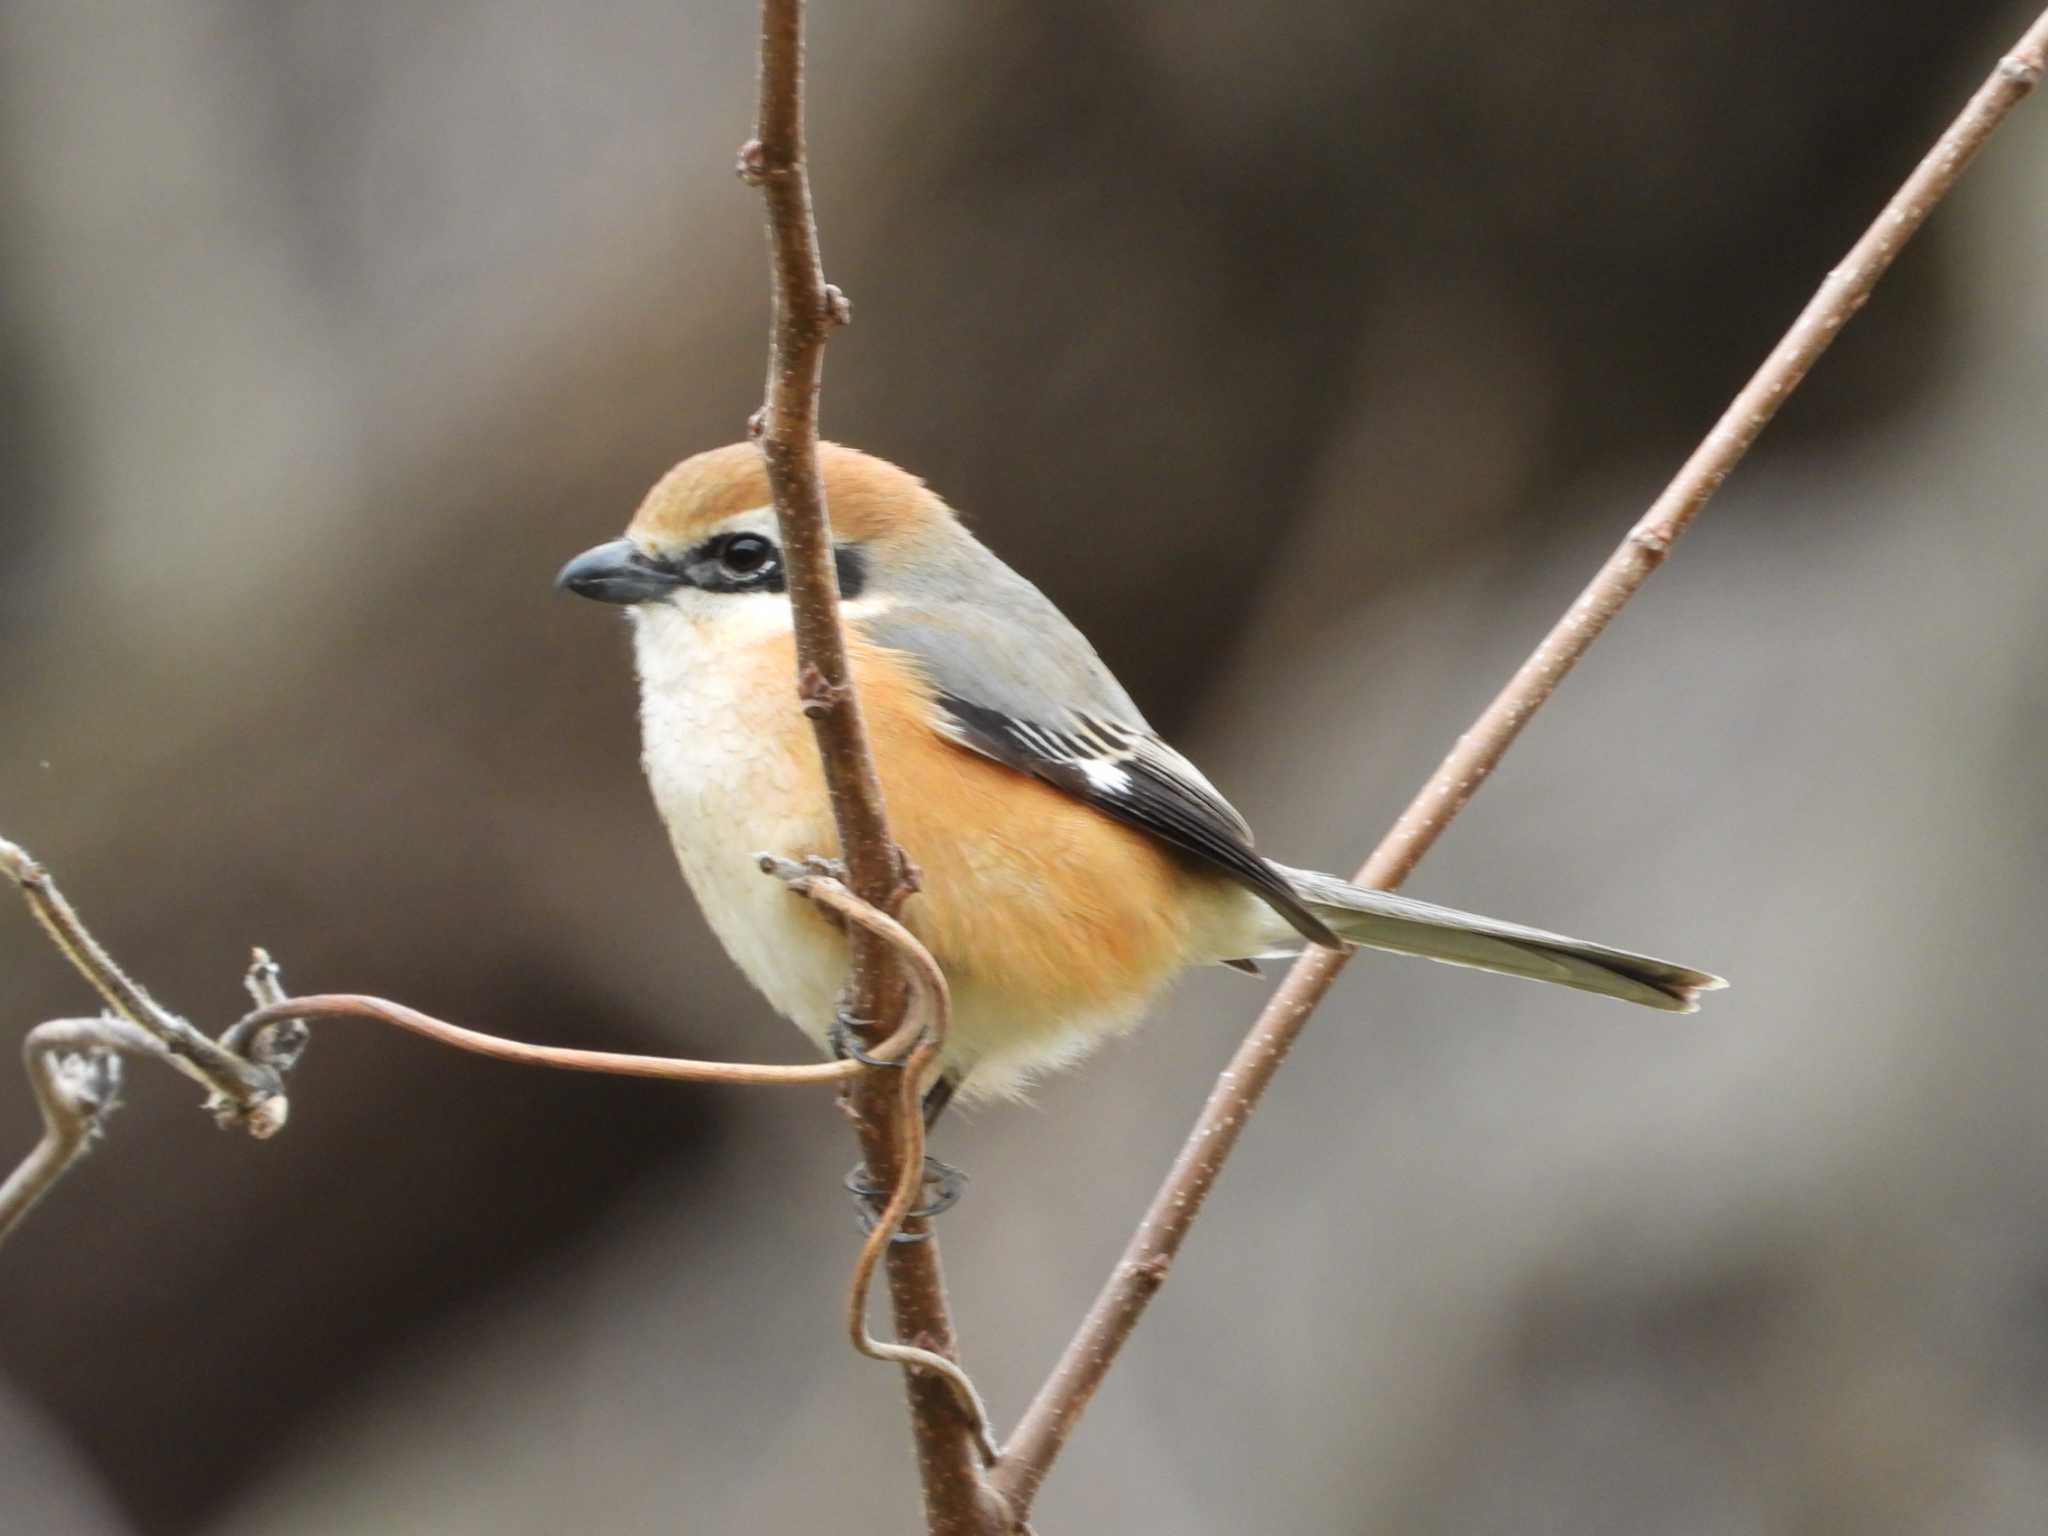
845, 1155, 968, 1242
829, 1006, 905, 1069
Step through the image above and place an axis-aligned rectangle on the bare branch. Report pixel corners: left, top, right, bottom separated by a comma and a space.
0, 1017, 161, 1244
2, 837, 284, 1133
219, 947, 309, 1076
746, 3, 1006, 1531
0, 932, 323, 1250
990, 7, 2048, 1514
0, 839, 922, 1251
746, 2, 899, 926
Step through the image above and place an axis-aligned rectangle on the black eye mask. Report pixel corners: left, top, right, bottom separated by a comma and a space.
679, 533, 867, 600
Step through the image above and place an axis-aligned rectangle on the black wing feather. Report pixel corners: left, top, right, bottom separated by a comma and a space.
932, 693, 1339, 948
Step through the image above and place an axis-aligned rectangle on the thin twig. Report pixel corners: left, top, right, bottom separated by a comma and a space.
220, 947, 310, 1075
990, 8, 2048, 1514
745, 0, 894, 920
226, 992, 916, 1086
1, 837, 284, 1133
0, 839, 916, 1250
0, 933, 321, 1250
0, 1017, 162, 1245
744, 3, 1006, 1531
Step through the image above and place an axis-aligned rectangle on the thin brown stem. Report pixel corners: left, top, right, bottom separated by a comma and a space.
224, 947, 309, 1076
991, 7, 2048, 1515
744, 3, 1003, 1531
227, 993, 913, 1086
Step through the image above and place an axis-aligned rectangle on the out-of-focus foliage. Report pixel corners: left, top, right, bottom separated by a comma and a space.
2, 3, 2045, 1532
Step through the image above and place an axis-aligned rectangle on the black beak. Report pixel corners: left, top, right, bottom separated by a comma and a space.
555, 539, 682, 605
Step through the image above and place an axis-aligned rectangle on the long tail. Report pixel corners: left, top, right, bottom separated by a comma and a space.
1269, 864, 1725, 1013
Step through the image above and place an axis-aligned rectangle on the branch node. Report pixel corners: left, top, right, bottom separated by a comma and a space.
245, 948, 284, 1002
1627, 523, 1673, 560
226, 949, 312, 1075
1127, 1253, 1172, 1292
746, 407, 768, 440
2, 1016, 166, 1245
52, 1039, 125, 1133
758, 850, 796, 879
2000, 52, 2043, 88
734, 137, 774, 185
823, 283, 853, 328
210, 1091, 289, 1139
798, 662, 854, 718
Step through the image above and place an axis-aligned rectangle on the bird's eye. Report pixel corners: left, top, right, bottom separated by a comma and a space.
719, 533, 776, 577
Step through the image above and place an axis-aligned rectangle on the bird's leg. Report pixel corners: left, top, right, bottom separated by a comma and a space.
921, 1072, 961, 1131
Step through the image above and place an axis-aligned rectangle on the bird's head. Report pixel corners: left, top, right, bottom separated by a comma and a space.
555, 442, 952, 624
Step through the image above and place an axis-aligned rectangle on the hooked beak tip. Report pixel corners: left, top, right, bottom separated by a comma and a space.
556, 538, 680, 605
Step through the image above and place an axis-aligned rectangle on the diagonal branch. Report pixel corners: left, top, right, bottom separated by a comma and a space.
991, 6, 2048, 1515
742, 4, 1005, 1531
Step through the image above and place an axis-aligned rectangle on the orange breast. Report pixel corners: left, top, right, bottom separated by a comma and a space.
753, 632, 1197, 1041
865, 655, 1194, 1021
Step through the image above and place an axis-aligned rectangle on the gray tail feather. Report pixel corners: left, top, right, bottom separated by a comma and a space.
1270, 864, 1725, 1013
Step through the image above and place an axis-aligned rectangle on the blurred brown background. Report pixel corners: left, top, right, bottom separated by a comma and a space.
4, 2, 2048, 1532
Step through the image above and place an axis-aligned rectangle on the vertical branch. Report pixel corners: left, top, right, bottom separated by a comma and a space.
743, 1, 897, 922
991, 6, 2048, 1517
741, 5, 1008, 1532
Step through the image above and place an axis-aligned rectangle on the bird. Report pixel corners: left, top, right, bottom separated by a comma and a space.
558, 443, 1722, 1112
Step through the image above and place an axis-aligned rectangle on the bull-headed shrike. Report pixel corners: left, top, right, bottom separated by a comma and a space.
559, 443, 1722, 1110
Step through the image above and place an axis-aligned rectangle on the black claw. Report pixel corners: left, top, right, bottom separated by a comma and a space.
845, 1155, 969, 1241
829, 1009, 906, 1069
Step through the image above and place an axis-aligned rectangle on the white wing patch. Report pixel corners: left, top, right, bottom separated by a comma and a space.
926, 692, 1339, 947
937, 706, 1237, 832
1077, 756, 1133, 794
